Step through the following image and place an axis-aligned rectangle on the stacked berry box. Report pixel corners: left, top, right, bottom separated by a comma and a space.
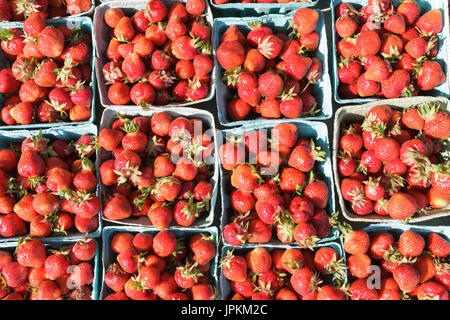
331, 0, 450, 104
100, 226, 219, 300
219, 119, 338, 248
0, 237, 100, 300
0, 124, 102, 242
219, 241, 347, 300
93, 0, 215, 108
0, 16, 97, 129
97, 107, 219, 229
213, 9, 332, 126
333, 96, 450, 223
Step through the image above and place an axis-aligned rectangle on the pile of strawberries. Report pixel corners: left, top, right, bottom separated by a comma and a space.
0, 13, 93, 125
335, 221, 450, 300
103, 230, 217, 300
335, 0, 446, 99
0, 0, 92, 21
0, 237, 97, 300
98, 112, 215, 228
0, 131, 100, 239
338, 103, 450, 220
102, 0, 213, 106
218, 8, 324, 121
220, 246, 347, 300
220, 122, 332, 247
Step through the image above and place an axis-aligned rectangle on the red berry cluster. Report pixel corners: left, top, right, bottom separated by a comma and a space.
335, 0, 446, 99
0, 0, 92, 21
338, 224, 450, 300
0, 237, 97, 300
0, 13, 93, 125
218, 8, 324, 121
220, 246, 346, 300
338, 103, 450, 220
220, 122, 332, 248
102, 0, 213, 106
103, 230, 217, 300
0, 132, 99, 239
98, 113, 215, 229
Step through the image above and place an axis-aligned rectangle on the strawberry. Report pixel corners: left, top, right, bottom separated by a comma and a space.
292, 8, 319, 36
393, 264, 420, 293
397, 0, 420, 25
103, 194, 132, 221
418, 102, 450, 140
381, 69, 411, 99
427, 233, 450, 258
415, 9, 443, 35
220, 250, 247, 282
398, 230, 425, 258
348, 278, 378, 300
282, 54, 312, 81
258, 71, 283, 99
416, 61, 446, 92
217, 40, 245, 70
153, 230, 177, 257
384, 14, 406, 34
356, 30, 381, 57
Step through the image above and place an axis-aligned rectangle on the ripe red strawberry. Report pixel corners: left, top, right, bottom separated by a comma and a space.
293, 8, 319, 36
387, 192, 417, 220
416, 61, 446, 92
338, 58, 362, 84
217, 40, 245, 70
398, 230, 425, 258
393, 264, 420, 293
103, 194, 132, 221
427, 233, 450, 258
356, 31, 381, 57
335, 15, 358, 38
37, 27, 65, 58
415, 9, 443, 35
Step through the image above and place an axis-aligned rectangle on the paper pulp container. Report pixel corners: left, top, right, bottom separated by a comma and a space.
331, 0, 450, 104
100, 225, 220, 300
213, 11, 332, 127
210, 0, 319, 16
0, 123, 102, 242
98, 106, 219, 228
333, 96, 450, 223
219, 241, 347, 300
219, 119, 339, 247
0, 17, 97, 129
93, 0, 215, 108
0, 237, 101, 300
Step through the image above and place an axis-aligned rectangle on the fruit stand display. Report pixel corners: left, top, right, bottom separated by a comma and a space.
0, 0, 448, 301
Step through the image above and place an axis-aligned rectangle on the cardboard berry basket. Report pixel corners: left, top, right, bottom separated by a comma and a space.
209, 0, 319, 17
0, 123, 103, 242
0, 16, 97, 129
212, 12, 332, 127
0, 237, 101, 300
330, 0, 450, 105
93, 0, 215, 109
332, 96, 450, 223
100, 225, 220, 300
219, 119, 339, 247
219, 241, 347, 300
98, 106, 219, 228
